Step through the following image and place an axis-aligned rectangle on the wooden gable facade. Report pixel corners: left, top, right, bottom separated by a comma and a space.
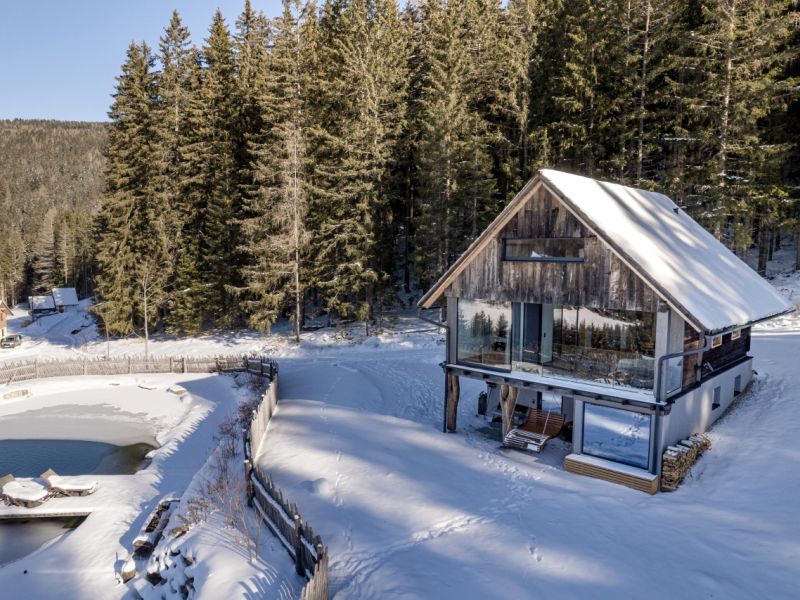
444, 181, 662, 314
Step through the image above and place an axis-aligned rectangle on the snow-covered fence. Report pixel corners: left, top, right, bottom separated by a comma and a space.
243, 373, 329, 600
0, 354, 276, 385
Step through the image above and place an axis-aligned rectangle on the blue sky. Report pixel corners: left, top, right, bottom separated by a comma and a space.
0, 1, 282, 122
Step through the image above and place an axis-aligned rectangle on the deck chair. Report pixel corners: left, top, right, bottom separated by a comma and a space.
504, 408, 565, 453
0, 474, 49, 508
41, 469, 98, 497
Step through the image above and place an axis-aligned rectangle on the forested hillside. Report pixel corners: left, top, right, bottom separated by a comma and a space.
0, 120, 106, 303
21, 0, 800, 338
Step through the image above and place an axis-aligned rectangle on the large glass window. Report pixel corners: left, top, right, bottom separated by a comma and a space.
456, 299, 512, 370
503, 238, 585, 262
548, 307, 656, 388
582, 403, 652, 469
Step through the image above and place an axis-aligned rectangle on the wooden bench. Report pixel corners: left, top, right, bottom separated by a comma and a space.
504, 409, 565, 452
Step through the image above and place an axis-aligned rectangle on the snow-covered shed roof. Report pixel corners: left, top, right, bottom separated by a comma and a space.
52, 287, 79, 307
419, 169, 795, 333
29, 295, 56, 311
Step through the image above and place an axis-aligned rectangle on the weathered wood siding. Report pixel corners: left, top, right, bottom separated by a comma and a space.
682, 326, 702, 389
682, 326, 751, 389
703, 328, 751, 371
447, 185, 662, 312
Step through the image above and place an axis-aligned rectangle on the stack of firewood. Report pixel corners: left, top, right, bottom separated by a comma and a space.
661, 434, 711, 492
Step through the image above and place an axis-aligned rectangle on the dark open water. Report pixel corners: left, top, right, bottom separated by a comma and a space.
0, 439, 155, 477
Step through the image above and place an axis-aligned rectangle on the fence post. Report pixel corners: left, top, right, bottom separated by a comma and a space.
83, 358, 87, 376
33, 360, 38, 379
293, 515, 305, 577
244, 458, 254, 507
128, 356, 132, 374
182, 357, 187, 373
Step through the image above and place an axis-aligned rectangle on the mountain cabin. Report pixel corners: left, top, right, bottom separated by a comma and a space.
419, 169, 795, 493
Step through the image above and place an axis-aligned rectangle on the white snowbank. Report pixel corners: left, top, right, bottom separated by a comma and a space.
255, 285, 800, 599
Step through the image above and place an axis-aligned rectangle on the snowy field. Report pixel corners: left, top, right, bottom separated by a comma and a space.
251, 270, 800, 598
0, 254, 798, 599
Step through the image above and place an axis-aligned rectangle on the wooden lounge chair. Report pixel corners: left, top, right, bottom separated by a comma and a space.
504, 408, 565, 453
40, 469, 98, 497
0, 474, 49, 508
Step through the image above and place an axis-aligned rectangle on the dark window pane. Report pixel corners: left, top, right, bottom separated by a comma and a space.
504, 238, 585, 261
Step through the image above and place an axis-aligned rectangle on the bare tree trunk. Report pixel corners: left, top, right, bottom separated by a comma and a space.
757, 222, 769, 276
292, 131, 302, 344
143, 282, 150, 360
637, 0, 652, 182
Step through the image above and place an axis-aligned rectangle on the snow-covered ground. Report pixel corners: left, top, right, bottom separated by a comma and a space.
1, 250, 798, 599
0, 373, 300, 600
251, 278, 800, 597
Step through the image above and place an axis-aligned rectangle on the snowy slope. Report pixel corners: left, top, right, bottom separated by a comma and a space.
254, 276, 800, 599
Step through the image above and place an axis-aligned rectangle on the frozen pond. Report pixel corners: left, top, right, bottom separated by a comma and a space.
0, 439, 155, 477
0, 516, 86, 568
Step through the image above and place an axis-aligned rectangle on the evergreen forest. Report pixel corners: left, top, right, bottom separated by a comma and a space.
3, 0, 800, 339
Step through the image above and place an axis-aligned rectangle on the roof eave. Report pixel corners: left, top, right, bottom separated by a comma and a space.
418, 176, 545, 309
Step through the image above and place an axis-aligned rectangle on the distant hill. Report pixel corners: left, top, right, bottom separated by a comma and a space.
0, 119, 106, 241
0, 120, 107, 301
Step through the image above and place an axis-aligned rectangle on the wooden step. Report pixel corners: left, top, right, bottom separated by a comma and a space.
564, 454, 659, 494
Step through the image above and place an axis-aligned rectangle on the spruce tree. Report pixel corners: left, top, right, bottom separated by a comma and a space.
411, 0, 496, 288
199, 11, 241, 325
95, 42, 171, 335
242, 0, 311, 338
30, 208, 57, 293
309, 0, 409, 319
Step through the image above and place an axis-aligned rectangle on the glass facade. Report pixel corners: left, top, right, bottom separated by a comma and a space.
547, 306, 656, 388
582, 403, 652, 469
456, 299, 657, 390
456, 299, 512, 370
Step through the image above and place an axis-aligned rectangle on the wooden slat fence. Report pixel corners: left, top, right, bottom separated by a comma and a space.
243, 372, 329, 600
0, 354, 277, 386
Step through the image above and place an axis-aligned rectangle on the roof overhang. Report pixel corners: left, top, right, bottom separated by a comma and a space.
417, 170, 794, 333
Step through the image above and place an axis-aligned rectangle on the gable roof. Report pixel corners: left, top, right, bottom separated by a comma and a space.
52, 287, 79, 307
29, 295, 56, 311
0, 300, 11, 316
419, 169, 795, 333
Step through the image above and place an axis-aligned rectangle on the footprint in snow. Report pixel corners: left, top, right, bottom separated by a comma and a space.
528, 536, 542, 562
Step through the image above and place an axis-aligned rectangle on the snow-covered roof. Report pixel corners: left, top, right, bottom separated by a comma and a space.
420, 169, 795, 332
52, 287, 79, 307
29, 295, 56, 311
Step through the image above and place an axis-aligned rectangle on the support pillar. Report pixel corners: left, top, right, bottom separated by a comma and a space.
445, 372, 460, 432
499, 384, 519, 438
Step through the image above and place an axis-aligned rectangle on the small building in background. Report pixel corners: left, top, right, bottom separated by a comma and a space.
52, 287, 79, 312
28, 295, 57, 319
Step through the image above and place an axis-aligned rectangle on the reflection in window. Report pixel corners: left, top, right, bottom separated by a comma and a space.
548, 307, 656, 388
504, 238, 585, 261
456, 299, 512, 370
582, 403, 652, 469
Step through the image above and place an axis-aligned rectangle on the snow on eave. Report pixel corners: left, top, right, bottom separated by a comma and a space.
418, 177, 543, 309
52, 287, 79, 307
538, 169, 796, 333
419, 169, 794, 334
29, 295, 56, 311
